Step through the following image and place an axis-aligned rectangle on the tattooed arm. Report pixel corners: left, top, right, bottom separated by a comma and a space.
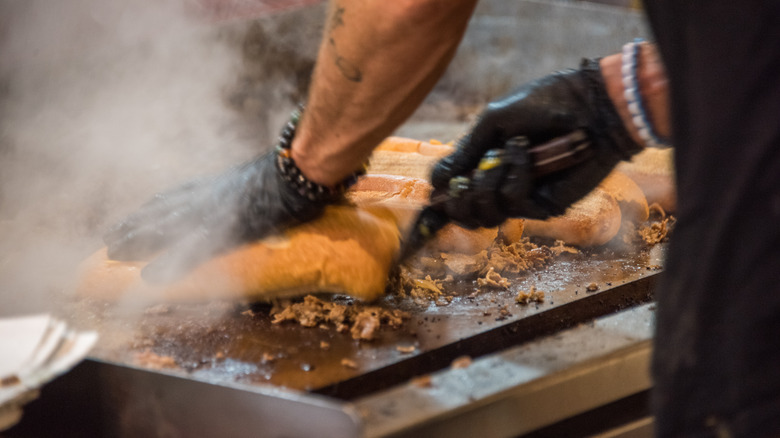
291, 0, 479, 186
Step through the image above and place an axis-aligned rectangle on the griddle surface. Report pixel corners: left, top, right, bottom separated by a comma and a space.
78, 244, 664, 399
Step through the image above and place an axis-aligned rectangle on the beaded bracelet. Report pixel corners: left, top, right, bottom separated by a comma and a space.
275, 106, 365, 202
621, 39, 671, 148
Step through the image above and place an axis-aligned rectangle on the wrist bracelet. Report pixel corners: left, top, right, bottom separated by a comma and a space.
275, 105, 365, 202
622, 39, 671, 148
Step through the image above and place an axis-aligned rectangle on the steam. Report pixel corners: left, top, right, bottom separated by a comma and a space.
0, 0, 285, 315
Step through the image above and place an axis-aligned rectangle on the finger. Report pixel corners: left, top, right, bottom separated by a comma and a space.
440, 176, 479, 229
440, 150, 506, 229
140, 225, 235, 284
431, 112, 507, 190
496, 138, 550, 219
464, 150, 507, 228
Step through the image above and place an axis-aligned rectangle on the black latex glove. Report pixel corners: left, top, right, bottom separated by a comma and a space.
431, 58, 642, 229
103, 149, 333, 283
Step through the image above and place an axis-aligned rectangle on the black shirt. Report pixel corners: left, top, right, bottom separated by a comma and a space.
643, 1, 780, 436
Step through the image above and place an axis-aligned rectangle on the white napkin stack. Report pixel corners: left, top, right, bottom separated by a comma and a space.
0, 314, 98, 431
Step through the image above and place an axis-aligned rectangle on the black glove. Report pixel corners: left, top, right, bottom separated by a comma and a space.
431, 58, 642, 229
104, 112, 357, 283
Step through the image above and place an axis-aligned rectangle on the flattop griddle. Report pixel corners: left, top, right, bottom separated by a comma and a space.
77, 242, 665, 400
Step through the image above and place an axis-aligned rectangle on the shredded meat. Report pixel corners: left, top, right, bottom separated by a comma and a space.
624, 203, 676, 246
270, 295, 409, 341
515, 286, 545, 305
638, 216, 675, 245
549, 240, 580, 256
481, 240, 553, 276
395, 271, 454, 305
393, 238, 555, 302
477, 267, 510, 289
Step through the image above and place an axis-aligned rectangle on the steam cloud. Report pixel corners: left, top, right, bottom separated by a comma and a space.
0, 0, 295, 315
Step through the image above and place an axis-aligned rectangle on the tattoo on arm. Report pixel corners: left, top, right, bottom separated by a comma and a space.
330, 6, 345, 30
329, 38, 362, 83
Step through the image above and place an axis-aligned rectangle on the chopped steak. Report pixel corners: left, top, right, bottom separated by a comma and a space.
549, 240, 580, 256
477, 267, 510, 289
270, 295, 409, 341
638, 216, 675, 245
515, 286, 545, 305
394, 238, 554, 302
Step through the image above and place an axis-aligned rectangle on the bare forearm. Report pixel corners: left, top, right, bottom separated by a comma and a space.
291, 0, 478, 186
601, 42, 670, 147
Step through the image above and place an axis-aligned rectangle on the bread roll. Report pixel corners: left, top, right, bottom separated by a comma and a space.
349, 174, 496, 254
346, 174, 430, 233
368, 137, 454, 180
521, 169, 651, 247
616, 147, 676, 212
77, 205, 400, 303
599, 170, 649, 223
428, 225, 498, 255
374, 136, 423, 153
499, 219, 525, 243
374, 136, 454, 157
523, 188, 622, 246
418, 142, 455, 157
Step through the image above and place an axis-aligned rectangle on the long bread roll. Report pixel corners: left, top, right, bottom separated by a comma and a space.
615, 147, 676, 212
77, 205, 401, 303
523, 188, 622, 247
348, 174, 498, 254
367, 136, 454, 180
521, 168, 654, 246
77, 174, 495, 304
599, 169, 649, 224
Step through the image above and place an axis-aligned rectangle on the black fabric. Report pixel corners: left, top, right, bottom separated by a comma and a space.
643, 1, 780, 436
